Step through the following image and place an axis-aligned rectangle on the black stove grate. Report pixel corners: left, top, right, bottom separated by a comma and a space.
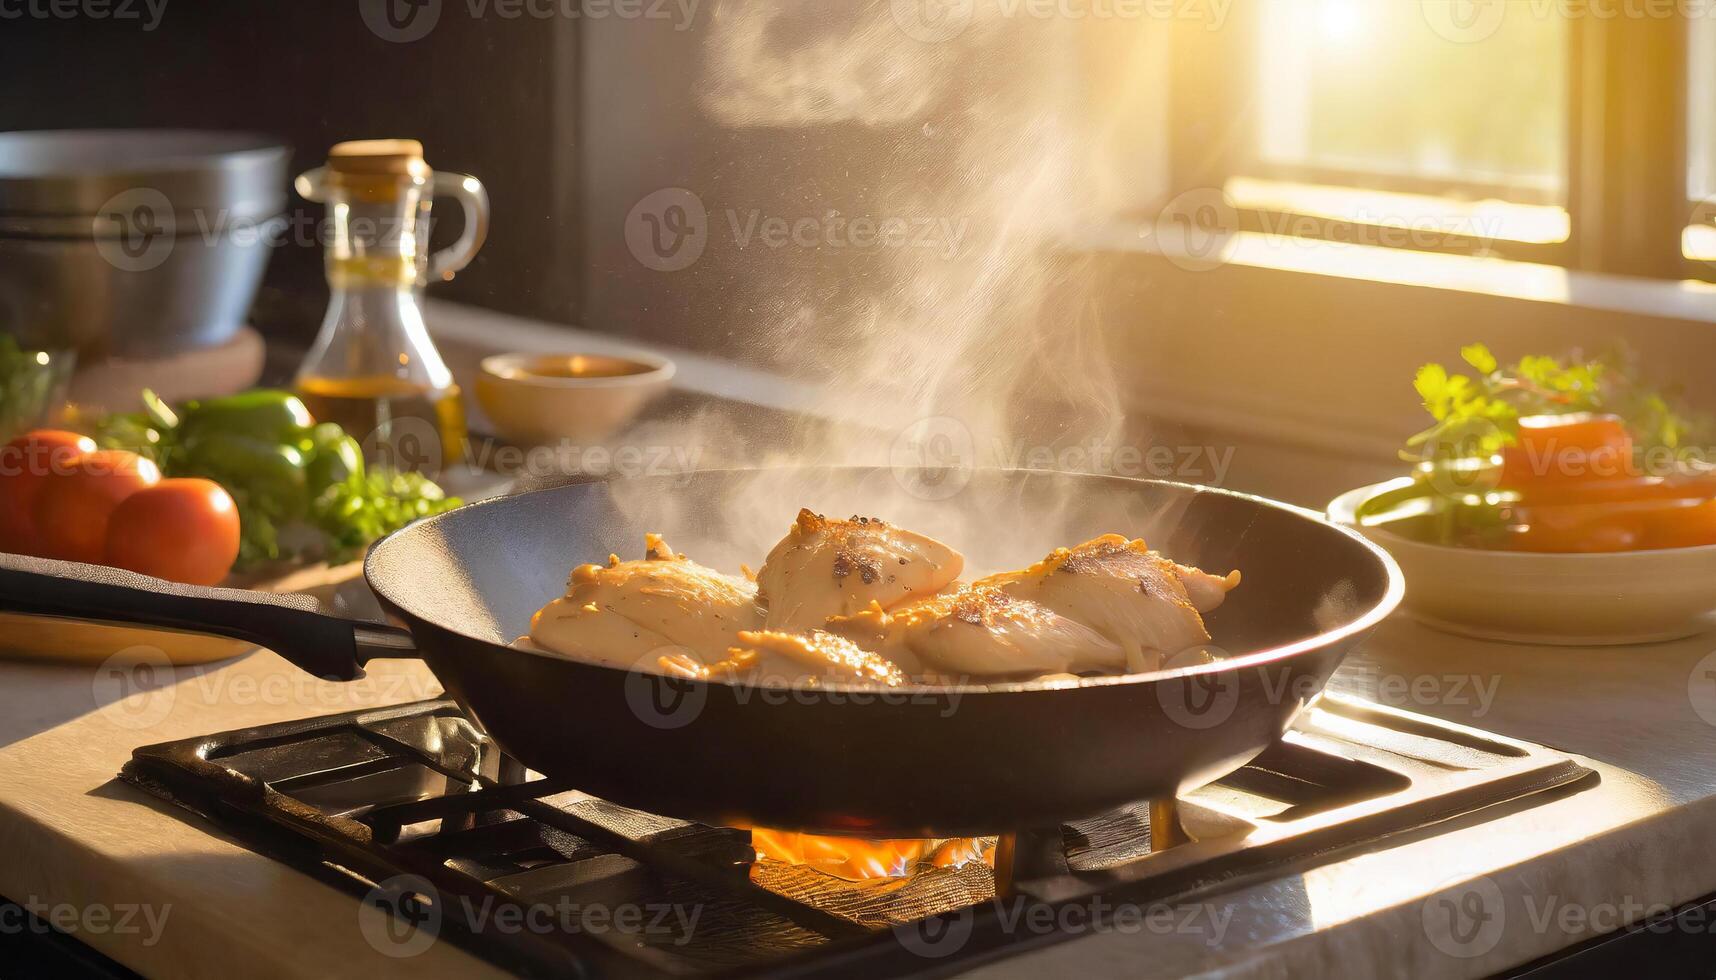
120, 695, 1596, 978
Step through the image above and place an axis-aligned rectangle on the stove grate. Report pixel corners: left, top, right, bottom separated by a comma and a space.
121, 694, 1596, 978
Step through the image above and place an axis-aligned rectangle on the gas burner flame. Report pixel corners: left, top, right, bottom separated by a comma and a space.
750, 828, 994, 881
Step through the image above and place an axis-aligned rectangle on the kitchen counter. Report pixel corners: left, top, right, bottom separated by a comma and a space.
0, 618, 1712, 978
989, 619, 1716, 978
0, 652, 507, 980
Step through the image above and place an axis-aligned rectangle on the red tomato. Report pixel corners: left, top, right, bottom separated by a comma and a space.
0, 429, 96, 553
103, 479, 240, 585
32, 450, 161, 563
1508, 501, 1642, 553
1637, 497, 1716, 550
1508, 472, 1716, 507
1506, 495, 1716, 553
1499, 414, 1637, 488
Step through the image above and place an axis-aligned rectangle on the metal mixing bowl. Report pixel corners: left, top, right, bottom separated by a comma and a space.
0, 130, 288, 358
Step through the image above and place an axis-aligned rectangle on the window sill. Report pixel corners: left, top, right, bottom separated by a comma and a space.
1075, 226, 1716, 464
1224, 177, 1571, 246
1079, 225, 1716, 323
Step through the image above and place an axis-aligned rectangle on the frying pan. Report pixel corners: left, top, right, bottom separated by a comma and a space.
0, 467, 1403, 837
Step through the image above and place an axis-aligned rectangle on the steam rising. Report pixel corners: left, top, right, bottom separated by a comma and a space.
698, 1, 1124, 453
615, 2, 1178, 572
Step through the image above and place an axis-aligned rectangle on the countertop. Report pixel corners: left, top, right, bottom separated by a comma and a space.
988, 618, 1716, 978
4, 303, 1712, 976
0, 617, 1712, 978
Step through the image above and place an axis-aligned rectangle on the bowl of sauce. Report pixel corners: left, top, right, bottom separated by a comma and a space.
475, 351, 674, 446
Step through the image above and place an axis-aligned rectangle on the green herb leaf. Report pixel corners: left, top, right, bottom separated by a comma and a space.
1414, 363, 1451, 418
1460, 343, 1497, 374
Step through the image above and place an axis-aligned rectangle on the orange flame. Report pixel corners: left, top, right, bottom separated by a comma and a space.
750, 828, 995, 881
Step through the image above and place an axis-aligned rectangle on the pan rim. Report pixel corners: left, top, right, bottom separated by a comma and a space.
365, 466, 1406, 696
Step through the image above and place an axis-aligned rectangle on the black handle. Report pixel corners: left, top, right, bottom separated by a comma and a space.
0, 552, 417, 680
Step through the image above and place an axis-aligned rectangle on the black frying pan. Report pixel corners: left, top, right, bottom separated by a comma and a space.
0, 467, 1402, 837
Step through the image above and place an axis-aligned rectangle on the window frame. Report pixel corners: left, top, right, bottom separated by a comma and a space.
1156, 6, 1698, 281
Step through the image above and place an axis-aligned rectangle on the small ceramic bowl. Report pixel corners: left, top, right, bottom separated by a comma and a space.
474, 351, 674, 446
1329, 480, 1716, 645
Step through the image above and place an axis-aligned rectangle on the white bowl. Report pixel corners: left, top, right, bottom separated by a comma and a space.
1328, 480, 1716, 645
475, 351, 674, 446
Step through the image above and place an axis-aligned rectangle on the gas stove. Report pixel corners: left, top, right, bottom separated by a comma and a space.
116, 693, 1595, 978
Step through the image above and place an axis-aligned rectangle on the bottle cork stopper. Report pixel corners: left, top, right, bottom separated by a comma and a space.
327, 139, 430, 179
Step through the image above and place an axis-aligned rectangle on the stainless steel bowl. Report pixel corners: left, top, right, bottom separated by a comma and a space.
0, 130, 288, 358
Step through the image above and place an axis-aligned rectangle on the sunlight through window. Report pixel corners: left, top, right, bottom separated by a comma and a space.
1255, 0, 1568, 203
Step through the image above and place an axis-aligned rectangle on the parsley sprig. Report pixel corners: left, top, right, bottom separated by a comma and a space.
1405, 344, 1604, 464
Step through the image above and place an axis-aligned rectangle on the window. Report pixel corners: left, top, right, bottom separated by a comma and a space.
1686, 12, 1716, 261
1255, 1, 1566, 197
1155, 0, 1704, 280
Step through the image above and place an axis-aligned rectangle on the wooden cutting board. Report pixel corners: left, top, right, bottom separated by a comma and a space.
0, 558, 367, 666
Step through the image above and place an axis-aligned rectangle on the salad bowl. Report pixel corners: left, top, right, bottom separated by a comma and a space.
1330, 480, 1716, 645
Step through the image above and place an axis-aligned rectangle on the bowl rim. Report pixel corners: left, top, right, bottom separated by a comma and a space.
0, 129, 289, 178
1328, 478, 1716, 560
479, 350, 676, 390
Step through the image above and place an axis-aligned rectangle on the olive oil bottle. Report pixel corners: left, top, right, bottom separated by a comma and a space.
293, 139, 488, 474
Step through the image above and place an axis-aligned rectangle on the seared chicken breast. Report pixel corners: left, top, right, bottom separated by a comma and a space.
525, 520, 1241, 686
657, 629, 907, 687
529, 534, 763, 668
755, 510, 964, 631
981, 534, 1239, 673
829, 586, 1126, 678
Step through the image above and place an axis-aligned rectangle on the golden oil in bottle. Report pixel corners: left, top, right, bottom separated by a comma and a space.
298, 375, 467, 474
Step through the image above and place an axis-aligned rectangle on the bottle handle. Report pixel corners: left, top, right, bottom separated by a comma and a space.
428, 171, 489, 283
293, 166, 328, 203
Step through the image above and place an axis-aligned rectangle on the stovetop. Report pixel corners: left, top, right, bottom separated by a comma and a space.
119, 694, 1596, 978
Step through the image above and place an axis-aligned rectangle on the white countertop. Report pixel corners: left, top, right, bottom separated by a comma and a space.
981, 618, 1716, 978
0, 616, 1712, 978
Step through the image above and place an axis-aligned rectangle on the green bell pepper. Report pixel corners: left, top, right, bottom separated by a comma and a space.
177, 390, 314, 449
180, 431, 309, 520
305, 422, 364, 494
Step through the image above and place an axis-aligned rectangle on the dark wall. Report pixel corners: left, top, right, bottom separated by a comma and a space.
0, 3, 571, 345
0, 2, 1037, 378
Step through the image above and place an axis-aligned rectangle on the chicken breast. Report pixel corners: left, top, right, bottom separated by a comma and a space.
656, 629, 907, 687
529, 533, 763, 669
829, 585, 1126, 679
981, 534, 1239, 673
755, 510, 964, 631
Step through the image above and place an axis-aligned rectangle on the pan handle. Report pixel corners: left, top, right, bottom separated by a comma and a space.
0, 552, 415, 680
